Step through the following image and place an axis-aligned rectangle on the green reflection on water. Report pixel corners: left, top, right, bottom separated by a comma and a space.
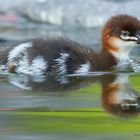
0, 73, 140, 140
6, 109, 140, 134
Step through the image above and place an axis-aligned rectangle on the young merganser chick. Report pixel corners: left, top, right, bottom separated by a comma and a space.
1, 14, 140, 75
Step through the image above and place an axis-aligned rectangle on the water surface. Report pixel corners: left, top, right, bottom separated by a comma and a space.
0, 1, 140, 139
0, 72, 140, 140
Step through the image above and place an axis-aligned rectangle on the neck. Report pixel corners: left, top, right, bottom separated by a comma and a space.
108, 49, 130, 70
86, 47, 118, 71
101, 36, 131, 70
111, 50, 129, 61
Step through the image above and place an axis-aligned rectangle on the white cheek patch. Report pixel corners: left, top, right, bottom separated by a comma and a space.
120, 35, 138, 41
113, 38, 137, 50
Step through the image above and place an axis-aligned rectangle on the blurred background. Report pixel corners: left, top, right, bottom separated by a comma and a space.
0, 0, 140, 50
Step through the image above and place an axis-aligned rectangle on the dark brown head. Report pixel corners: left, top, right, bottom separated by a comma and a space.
102, 15, 140, 54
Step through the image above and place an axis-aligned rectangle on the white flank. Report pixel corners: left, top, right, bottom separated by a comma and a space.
31, 56, 47, 75
8, 42, 32, 61
15, 54, 30, 74
55, 53, 69, 74
16, 56, 47, 75
8, 42, 47, 75
75, 62, 90, 73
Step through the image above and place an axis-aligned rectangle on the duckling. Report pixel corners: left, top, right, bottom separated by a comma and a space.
1, 14, 140, 75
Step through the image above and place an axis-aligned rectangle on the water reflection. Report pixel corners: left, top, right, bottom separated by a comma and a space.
7, 72, 140, 118
101, 73, 140, 118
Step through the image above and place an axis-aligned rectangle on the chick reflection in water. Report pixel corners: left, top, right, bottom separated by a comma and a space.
101, 73, 140, 118
8, 72, 140, 118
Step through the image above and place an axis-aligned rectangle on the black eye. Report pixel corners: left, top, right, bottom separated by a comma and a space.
121, 31, 130, 37
120, 31, 130, 39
